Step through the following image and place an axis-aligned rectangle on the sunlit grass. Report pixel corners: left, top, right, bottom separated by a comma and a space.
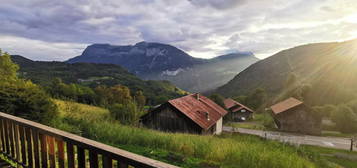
50, 100, 336, 168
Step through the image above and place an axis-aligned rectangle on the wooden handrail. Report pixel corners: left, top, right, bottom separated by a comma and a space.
0, 112, 179, 168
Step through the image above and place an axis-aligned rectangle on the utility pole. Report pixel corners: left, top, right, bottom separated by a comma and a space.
351, 138, 353, 151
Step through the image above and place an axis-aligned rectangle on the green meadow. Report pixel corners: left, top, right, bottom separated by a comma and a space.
48, 100, 357, 168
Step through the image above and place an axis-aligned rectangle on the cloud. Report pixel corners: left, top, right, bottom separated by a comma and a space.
0, 0, 356, 60
187, 0, 246, 10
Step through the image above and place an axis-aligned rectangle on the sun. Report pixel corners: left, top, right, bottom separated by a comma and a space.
345, 14, 357, 23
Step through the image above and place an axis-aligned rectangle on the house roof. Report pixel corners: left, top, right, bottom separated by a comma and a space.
168, 93, 228, 130
223, 98, 254, 113
270, 97, 303, 115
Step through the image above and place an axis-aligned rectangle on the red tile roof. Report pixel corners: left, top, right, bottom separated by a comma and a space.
168, 93, 228, 130
223, 98, 254, 113
270, 97, 303, 115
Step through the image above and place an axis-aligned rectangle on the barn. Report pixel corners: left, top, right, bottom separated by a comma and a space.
140, 93, 228, 135
270, 97, 321, 135
223, 98, 254, 122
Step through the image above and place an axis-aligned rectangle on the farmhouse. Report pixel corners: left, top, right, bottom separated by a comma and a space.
224, 98, 254, 121
140, 93, 228, 135
270, 97, 320, 135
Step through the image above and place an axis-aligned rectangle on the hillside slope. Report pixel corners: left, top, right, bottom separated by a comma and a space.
11, 55, 187, 104
67, 42, 258, 92
217, 39, 357, 105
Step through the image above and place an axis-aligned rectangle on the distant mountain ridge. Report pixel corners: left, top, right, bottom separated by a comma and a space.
67, 42, 207, 75
67, 42, 258, 92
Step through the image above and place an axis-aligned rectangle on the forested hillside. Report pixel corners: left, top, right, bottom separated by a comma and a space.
11, 55, 187, 105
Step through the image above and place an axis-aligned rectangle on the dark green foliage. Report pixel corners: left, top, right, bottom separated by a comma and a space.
0, 51, 57, 124
109, 102, 142, 125
48, 78, 97, 104
208, 94, 225, 108
11, 55, 186, 105
94, 85, 133, 107
0, 81, 57, 124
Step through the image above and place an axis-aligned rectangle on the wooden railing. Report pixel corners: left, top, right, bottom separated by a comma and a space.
0, 112, 179, 168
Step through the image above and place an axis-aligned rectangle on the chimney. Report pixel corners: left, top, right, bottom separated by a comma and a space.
196, 93, 200, 100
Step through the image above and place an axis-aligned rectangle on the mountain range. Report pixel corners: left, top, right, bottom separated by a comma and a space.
216, 39, 357, 106
67, 42, 258, 92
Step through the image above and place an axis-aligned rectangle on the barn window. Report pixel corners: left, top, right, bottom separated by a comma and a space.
241, 109, 246, 113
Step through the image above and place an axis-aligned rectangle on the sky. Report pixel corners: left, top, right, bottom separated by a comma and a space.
0, 0, 356, 61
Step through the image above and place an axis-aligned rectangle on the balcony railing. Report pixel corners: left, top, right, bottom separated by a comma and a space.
0, 112, 179, 168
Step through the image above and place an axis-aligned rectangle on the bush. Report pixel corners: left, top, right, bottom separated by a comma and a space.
0, 80, 58, 124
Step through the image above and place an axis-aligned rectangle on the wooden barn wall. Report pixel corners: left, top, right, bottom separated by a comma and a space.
142, 103, 204, 134
275, 105, 321, 135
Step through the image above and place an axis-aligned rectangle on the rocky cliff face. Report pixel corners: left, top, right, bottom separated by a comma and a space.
67, 42, 206, 75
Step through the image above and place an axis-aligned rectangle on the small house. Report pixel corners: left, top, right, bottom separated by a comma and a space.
270, 97, 320, 135
140, 93, 228, 135
223, 98, 254, 122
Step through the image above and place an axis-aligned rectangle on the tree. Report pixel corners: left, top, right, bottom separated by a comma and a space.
134, 91, 146, 109
109, 102, 142, 125
0, 51, 19, 82
0, 50, 57, 123
209, 94, 225, 108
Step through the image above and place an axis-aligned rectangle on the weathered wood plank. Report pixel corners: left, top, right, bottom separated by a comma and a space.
102, 156, 113, 168
25, 127, 33, 168
19, 125, 27, 165
56, 139, 65, 168
47, 136, 56, 168
13, 123, 20, 161
8, 120, 15, 157
89, 150, 98, 168
32, 129, 40, 168
40, 134, 48, 168
66, 142, 75, 168
118, 162, 128, 168
77, 146, 86, 168
4, 120, 10, 156
0, 119, 6, 153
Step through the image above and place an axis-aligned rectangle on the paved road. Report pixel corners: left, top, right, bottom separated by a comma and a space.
223, 126, 355, 151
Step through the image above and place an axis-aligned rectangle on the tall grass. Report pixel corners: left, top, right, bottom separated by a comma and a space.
51, 100, 332, 168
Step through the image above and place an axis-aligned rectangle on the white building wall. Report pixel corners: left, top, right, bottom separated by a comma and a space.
215, 117, 223, 135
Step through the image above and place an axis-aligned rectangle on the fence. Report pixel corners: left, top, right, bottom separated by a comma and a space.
0, 112, 179, 168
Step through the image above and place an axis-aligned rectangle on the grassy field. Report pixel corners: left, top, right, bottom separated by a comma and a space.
226, 113, 276, 131
49, 100, 356, 168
